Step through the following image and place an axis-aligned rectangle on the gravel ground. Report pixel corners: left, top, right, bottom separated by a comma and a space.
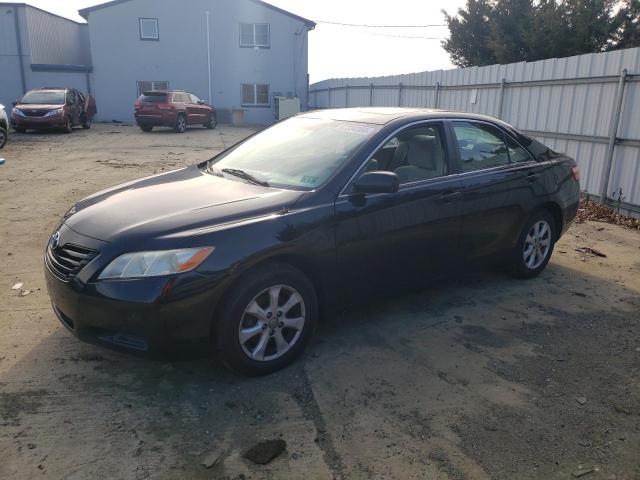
0, 123, 639, 480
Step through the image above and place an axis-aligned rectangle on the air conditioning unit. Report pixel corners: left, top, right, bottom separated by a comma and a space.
274, 96, 300, 120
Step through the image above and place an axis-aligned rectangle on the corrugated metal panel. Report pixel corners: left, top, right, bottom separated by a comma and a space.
310, 47, 640, 209
26, 6, 91, 65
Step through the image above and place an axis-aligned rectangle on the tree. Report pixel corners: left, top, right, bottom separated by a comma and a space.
442, 0, 496, 67
442, 0, 640, 67
562, 0, 617, 54
527, 0, 570, 60
609, 0, 640, 50
488, 0, 535, 63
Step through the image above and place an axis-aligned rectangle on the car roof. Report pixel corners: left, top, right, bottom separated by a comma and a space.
141, 91, 192, 95
30, 88, 69, 92
299, 107, 508, 127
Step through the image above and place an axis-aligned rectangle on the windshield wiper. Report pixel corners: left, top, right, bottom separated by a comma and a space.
221, 168, 270, 187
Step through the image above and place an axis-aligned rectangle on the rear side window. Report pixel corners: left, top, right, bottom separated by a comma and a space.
452, 121, 531, 172
139, 94, 167, 103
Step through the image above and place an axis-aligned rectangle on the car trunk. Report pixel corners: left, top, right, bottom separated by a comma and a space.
136, 92, 170, 116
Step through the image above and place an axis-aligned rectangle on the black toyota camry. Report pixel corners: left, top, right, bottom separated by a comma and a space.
45, 108, 580, 375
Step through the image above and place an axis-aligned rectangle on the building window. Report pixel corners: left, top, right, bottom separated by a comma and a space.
242, 83, 270, 106
137, 81, 169, 96
140, 18, 159, 40
239, 23, 270, 48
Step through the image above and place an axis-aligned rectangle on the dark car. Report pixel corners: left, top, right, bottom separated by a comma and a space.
134, 90, 217, 133
11, 88, 97, 133
45, 108, 580, 375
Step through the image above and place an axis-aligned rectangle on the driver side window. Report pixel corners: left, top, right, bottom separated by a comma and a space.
363, 123, 448, 185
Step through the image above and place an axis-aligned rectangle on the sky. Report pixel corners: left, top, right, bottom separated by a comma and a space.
20, 0, 468, 83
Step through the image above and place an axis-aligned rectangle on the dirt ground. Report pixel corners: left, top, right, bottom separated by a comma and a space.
1, 123, 639, 480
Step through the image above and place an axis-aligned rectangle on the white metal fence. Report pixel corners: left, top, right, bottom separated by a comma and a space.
309, 47, 640, 214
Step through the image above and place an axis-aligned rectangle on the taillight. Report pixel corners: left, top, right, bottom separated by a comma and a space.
134, 100, 141, 110
571, 166, 580, 181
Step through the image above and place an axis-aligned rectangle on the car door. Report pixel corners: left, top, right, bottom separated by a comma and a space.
334, 121, 464, 301
181, 94, 197, 124
188, 94, 208, 123
66, 90, 81, 125
450, 120, 542, 260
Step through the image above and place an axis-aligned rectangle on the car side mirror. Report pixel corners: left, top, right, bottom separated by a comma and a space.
198, 100, 206, 105
12, 101, 17, 107
353, 171, 399, 194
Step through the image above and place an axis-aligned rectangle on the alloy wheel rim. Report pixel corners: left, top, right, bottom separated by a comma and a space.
179, 117, 186, 131
238, 285, 306, 362
523, 220, 551, 269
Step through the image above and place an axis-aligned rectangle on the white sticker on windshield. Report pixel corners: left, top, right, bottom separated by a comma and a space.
336, 124, 375, 136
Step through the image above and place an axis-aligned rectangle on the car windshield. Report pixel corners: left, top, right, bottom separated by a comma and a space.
208, 117, 379, 190
20, 91, 65, 105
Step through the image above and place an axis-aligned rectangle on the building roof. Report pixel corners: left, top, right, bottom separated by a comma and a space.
78, 0, 316, 28
0, 2, 87, 25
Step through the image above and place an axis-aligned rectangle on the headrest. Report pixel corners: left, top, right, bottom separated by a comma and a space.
407, 135, 441, 169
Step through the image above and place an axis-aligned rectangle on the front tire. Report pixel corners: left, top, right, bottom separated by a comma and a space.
82, 117, 91, 129
0, 127, 6, 149
216, 262, 318, 376
175, 114, 187, 133
509, 210, 556, 279
140, 124, 153, 132
205, 113, 217, 130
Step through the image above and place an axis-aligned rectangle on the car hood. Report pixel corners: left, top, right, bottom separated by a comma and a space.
15, 104, 64, 111
65, 166, 303, 243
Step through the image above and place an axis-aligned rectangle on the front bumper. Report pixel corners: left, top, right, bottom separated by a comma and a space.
12, 115, 66, 129
44, 227, 225, 355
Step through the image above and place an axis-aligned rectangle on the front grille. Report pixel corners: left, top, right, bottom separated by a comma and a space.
46, 244, 99, 282
23, 110, 49, 117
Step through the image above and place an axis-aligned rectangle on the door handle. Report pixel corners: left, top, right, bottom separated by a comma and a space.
526, 173, 540, 182
438, 191, 462, 203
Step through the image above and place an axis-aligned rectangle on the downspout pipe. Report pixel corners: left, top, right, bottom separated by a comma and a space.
206, 11, 212, 105
13, 6, 27, 95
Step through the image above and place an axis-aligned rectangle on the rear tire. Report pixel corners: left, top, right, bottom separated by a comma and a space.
0, 127, 6, 148
140, 125, 153, 132
205, 113, 217, 130
216, 262, 318, 376
175, 114, 186, 133
508, 209, 556, 279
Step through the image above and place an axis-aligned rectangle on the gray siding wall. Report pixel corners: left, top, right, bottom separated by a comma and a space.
0, 5, 28, 109
310, 48, 640, 212
87, 0, 309, 124
0, 5, 91, 109
26, 7, 91, 65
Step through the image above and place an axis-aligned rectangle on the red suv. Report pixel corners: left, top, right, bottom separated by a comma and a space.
134, 91, 217, 133
11, 88, 97, 133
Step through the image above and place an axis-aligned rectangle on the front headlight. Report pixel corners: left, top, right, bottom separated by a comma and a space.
12, 108, 25, 117
44, 108, 64, 117
98, 247, 215, 280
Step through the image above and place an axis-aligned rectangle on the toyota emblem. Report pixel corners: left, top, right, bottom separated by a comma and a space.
50, 231, 60, 250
